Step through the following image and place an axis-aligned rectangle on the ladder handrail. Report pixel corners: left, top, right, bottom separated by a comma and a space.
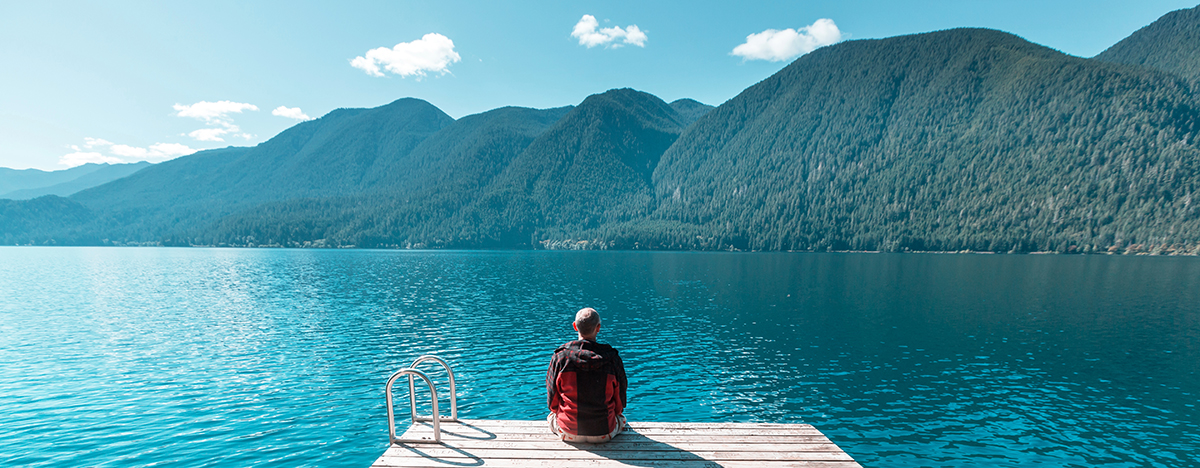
385, 368, 441, 444
407, 355, 458, 422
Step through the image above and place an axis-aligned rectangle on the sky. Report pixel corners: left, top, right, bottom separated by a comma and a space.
1, 0, 1196, 171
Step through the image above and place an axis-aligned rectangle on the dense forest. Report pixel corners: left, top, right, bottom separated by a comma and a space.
639, 28, 1200, 253
4, 6, 1200, 253
1096, 4, 1200, 83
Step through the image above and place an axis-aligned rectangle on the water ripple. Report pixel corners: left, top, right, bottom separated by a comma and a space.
1, 248, 1198, 467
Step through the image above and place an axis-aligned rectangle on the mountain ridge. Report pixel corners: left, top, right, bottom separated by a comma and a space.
0, 162, 151, 200
5, 11, 1200, 253
1095, 5, 1200, 83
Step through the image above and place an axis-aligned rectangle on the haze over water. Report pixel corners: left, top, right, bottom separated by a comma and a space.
1, 247, 1197, 467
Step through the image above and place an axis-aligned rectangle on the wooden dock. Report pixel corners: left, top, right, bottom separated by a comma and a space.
372, 419, 861, 467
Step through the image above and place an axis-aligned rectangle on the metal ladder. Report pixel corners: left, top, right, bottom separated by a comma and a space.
384, 355, 459, 444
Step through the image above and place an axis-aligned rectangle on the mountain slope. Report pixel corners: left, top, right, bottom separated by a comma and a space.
69, 99, 452, 241
1, 162, 151, 200
0, 196, 96, 245
2, 163, 109, 197
669, 99, 714, 127
1, 165, 100, 195
456, 88, 686, 246
189, 105, 573, 247
379, 105, 573, 196
1095, 5, 1200, 82
646, 28, 1200, 252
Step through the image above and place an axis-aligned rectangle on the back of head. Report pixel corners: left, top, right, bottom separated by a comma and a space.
575, 307, 601, 336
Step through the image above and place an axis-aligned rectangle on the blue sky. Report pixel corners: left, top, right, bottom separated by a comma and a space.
1, 0, 1196, 170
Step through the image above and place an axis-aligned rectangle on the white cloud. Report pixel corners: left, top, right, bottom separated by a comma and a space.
108, 144, 149, 158
173, 100, 259, 124
272, 106, 312, 120
108, 143, 196, 161
173, 100, 258, 142
731, 18, 844, 62
58, 138, 196, 167
59, 151, 122, 167
572, 15, 647, 48
83, 137, 113, 148
147, 143, 196, 158
188, 128, 231, 142
351, 33, 461, 78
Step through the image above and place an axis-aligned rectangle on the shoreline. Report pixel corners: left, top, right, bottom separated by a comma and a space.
3, 243, 1198, 256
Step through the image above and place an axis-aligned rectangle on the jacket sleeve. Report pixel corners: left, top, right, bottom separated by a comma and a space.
614, 352, 628, 409
546, 352, 560, 411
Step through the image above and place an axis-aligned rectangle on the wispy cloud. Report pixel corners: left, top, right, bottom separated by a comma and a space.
59, 138, 196, 167
188, 128, 231, 142
351, 33, 461, 78
732, 18, 844, 62
59, 151, 122, 167
572, 15, 647, 48
173, 101, 258, 124
174, 100, 259, 142
272, 106, 312, 121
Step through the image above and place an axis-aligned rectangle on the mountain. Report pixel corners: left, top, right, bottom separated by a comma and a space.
455, 88, 686, 246
197, 90, 689, 249
380, 105, 574, 196
189, 105, 573, 247
0, 162, 151, 199
668, 99, 714, 127
642, 28, 1200, 252
1094, 5, 1200, 83
1, 165, 99, 195
0, 196, 95, 245
69, 98, 453, 241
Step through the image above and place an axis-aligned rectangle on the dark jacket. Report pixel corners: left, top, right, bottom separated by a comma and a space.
546, 339, 628, 436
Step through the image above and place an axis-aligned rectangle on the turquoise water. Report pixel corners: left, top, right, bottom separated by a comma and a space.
1, 248, 1198, 467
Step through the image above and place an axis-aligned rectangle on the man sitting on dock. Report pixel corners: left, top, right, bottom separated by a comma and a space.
546, 307, 628, 443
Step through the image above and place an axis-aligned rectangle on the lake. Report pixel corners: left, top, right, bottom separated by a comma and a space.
1, 247, 1197, 467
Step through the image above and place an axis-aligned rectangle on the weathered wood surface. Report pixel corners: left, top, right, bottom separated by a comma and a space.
371, 419, 861, 468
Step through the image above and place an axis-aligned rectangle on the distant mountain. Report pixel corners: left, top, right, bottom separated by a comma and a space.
0, 162, 150, 199
668, 99, 714, 127
1, 165, 99, 195
1095, 5, 1200, 83
70, 98, 453, 241
644, 28, 1200, 252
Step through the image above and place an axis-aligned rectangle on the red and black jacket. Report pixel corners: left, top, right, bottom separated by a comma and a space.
546, 339, 628, 436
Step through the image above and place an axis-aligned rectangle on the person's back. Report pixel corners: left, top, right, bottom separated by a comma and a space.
546, 307, 627, 442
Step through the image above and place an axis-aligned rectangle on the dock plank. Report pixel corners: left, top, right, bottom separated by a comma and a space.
372, 420, 860, 468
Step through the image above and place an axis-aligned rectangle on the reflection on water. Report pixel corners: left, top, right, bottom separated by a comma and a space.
1, 248, 1197, 467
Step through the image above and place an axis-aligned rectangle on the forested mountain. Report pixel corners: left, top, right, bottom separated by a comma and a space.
0, 196, 95, 245
5, 8, 1200, 253
189, 90, 687, 248
453, 88, 686, 246
668, 99, 714, 127
1, 164, 101, 195
0, 162, 150, 199
638, 28, 1200, 253
1095, 5, 1200, 83
65, 99, 452, 241
186, 105, 573, 247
